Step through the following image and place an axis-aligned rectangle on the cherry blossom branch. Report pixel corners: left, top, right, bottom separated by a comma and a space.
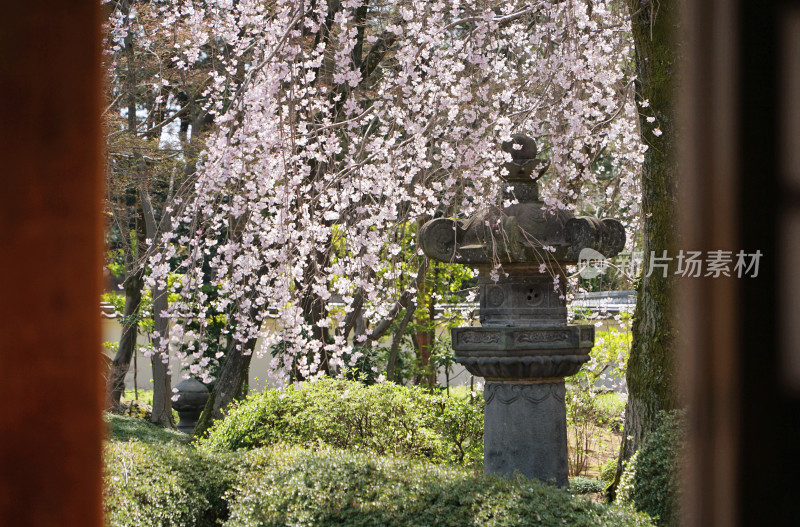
365, 257, 429, 343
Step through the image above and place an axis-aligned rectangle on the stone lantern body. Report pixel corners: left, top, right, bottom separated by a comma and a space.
419, 136, 625, 486
173, 377, 210, 434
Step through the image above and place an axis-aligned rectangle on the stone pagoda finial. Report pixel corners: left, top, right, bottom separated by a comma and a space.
419, 136, 624, 267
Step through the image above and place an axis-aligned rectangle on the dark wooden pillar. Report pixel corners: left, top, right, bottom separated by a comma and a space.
681, 1, 800, 525
679, 3, 740, 525
0, 3, 104, 526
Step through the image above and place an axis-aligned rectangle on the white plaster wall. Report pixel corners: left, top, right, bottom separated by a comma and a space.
101, 313, 626, 393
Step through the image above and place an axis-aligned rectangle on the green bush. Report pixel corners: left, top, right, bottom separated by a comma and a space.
569, 476, 606, 495
566, 326, 630, 476
617, 410, 685, 527
104, 440, 238, 527
198, 378, 484, 467
224, 445, 653, 527
601, 456, 618, 483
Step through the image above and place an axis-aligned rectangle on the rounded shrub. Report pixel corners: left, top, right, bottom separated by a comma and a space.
224, 445, 654, 527
569, 476, 606, 495
601, 456, 618, 483
198, 378, 484, 467
104, 440, 238, 527
617, 410, 685, 526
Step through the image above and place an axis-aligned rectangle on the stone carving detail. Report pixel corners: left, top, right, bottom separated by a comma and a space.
459, 330, 501, 345
458, 354, 589, 380
524, 285, 544, 306
502, 181, 540, 203
487, 286, 504, 307
515, 330, 569, 344
484, 382, 566, 405
484, 383, 520, 405
418, 218, 460, 262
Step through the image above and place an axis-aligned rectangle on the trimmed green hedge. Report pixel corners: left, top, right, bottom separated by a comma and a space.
103, 415, 653, 526
103, 385, 656, 527
617, 410, 685, 526
198, 378, 484, 467
104, 440, 237, 527
225, 445, 653, 527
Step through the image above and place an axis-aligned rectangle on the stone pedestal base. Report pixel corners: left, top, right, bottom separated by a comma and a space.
483, 381, 568, 487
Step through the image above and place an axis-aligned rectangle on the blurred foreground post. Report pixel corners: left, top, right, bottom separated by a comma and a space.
0, 2, 104, 526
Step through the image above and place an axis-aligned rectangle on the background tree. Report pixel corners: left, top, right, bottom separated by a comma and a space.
102, 0, 221, 423
607, 0, 680, 500
99, 1, 648, 433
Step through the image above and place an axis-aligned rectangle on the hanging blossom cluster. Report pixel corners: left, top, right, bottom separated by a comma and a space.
122, 0, 644, 384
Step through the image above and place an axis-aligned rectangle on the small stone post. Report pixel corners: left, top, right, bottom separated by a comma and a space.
419, 136, 625, 486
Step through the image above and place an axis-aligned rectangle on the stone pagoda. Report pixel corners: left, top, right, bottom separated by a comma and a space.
419, 135, 625, 486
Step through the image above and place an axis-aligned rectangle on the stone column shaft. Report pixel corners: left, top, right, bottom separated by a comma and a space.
483, 381, 569, 487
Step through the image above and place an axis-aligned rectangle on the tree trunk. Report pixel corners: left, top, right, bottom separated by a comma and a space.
413, 262, 436, 388
106, 264, 144, 409
386, 259, 429, 383
140, 187, 174, 427
106, 5, 143, 411
386, 299, 415, 382
237, 356, 251, 399
193, 335, 256, 437
149, 279, 173, 426
414, 330, 436, 388
607, 0, 680, 500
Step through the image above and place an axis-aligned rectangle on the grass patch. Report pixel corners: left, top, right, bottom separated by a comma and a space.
105, 413, 187, 445
123, 388, 155, 405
